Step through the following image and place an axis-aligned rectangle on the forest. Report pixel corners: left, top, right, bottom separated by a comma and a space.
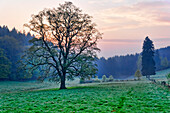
0, 26, 170, 81
0, 26, 33, 80
97, 47, 170, 79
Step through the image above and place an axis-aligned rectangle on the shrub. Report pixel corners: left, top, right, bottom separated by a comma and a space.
166, 73, 170, 85
80, 78, 93, 84
108, 75, 114, 82
94, 76, 101, 83
161, 81, 166, 86
134, 69, 142, 80
80, 78, 85, 84
102, 75, 107, 82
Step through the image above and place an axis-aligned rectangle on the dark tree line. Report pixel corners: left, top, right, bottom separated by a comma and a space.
96, 46, 170, 79
0, 26, 33, 80
0, 26, 32, 46
159, 46, 170, 61
0, 25, 169, 81
96, 54, 139, 79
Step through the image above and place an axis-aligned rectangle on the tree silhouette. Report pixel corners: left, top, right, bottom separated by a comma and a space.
23, 2, 102, 89
141, 36, 155, 79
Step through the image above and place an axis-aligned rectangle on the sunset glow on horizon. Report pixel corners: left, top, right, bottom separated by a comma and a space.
0, 0, 170, 58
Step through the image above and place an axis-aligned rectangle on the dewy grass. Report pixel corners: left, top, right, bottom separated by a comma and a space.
0, 82, 170, 113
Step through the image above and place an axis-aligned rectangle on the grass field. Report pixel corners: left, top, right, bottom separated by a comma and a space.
0, 81, 169, 113
0, 78, 80, 94
150, 68, 170, 82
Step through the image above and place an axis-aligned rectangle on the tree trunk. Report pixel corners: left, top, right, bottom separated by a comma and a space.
137, 77, 140, 80
146, 75, 150, 80
60, 75, 67, 89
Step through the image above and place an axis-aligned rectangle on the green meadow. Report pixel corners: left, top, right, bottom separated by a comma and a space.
0, 81, 169, 113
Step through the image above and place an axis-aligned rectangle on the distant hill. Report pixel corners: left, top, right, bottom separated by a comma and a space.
159, 46, 170, 61
150, 68, 170, 82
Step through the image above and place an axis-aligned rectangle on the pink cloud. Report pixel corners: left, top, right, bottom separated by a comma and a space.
135, 1, 170, 9
95, 1, 170, 32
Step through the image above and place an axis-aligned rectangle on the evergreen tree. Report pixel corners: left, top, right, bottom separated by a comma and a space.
141, 36, 155, 79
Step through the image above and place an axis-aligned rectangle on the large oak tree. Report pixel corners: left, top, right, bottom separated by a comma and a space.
22, 2, 102, 89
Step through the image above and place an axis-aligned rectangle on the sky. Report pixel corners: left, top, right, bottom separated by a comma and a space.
0, 0, 170, 58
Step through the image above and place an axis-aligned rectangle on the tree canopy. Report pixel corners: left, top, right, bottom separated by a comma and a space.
22, 2, 102, 89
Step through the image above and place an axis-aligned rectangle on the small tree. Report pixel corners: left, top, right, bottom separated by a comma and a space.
95, 76, 99, 80
142, 36, 156, 79
102, 75, 106, 82
135, 69, 142, 80
109, 75, 114, 82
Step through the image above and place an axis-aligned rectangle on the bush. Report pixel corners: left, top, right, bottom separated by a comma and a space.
166, 73, 170, 85
108, 75, 114, 82
80, 77, 94, 84
102, 75, 107, 82
80, 78, 85, 84
161, 81, 166, 86
94, 76, 101, 83
134, 69, 142, 80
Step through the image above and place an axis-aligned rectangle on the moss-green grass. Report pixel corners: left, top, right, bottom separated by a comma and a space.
0, 82, 169, 113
